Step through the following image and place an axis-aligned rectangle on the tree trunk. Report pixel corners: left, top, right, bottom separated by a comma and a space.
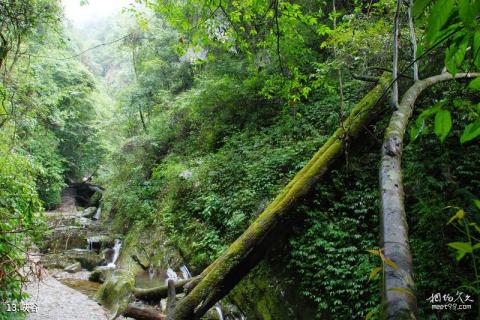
407, 0, 419, 81
123, 304, 165, 320
380, 72, 479, 320
134, 276, 200, 302
392, 0, 402, 108
168, 73, 391, 320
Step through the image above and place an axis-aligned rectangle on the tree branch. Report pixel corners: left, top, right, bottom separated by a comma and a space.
380, 72, 479, 319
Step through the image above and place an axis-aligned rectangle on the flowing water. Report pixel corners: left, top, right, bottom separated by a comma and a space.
180, 265, 226, 320
180, 265, 192, 280
165, 267, 179, 284
93, 207, 101, 220
107, 239, 122, 268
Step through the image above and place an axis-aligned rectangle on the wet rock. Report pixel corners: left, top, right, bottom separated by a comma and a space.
42, 250, 104, 271
89, 266, 113, 283
89, 190, 103, 207
65, 262, 82, 273
87, 235, 113, 253
40, 227, 87, 253
82, 207, 98, 219
103, 248, 114, 264
75, 253, 104, 270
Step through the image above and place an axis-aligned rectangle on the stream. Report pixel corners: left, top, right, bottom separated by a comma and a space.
24, 186, 120, 319
25, 185, 245, 320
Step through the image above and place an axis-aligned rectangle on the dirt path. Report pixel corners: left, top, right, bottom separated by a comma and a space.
25, 269, 110, 320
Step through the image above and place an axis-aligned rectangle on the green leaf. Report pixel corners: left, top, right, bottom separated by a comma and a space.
459, 0, 476, 26
470, 222, 480, 233
448, 242, 472, 252
468, 77, 480, 90
448, 241, 473, 261
413, 0, 432, 17
474, 199, 480, 209
409, 123, 422, 141
426, 0, 455, 45
460, 119, 480, 143
454, 36, 469, 66
434, 109, 452, 142
445, 45, 458, 75
474, 32, 480, 68
447, 209, 465, 224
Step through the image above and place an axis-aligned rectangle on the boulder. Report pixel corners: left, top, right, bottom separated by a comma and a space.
64, 262, 82, 273
88, 190, 103, 207
82, 207, 97, 219
89, 266, 113, 283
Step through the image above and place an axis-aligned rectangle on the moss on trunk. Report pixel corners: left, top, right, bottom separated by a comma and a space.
168, 73, 392, 320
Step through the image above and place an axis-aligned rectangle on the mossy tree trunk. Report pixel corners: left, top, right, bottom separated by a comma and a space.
167, 73, 391, 320
380, 72, 479, 320
134, 276, 200, 302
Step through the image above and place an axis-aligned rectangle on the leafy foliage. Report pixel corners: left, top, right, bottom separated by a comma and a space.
0, 146, 45, 313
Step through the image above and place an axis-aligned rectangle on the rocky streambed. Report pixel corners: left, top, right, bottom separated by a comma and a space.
25, 186, 245, 320
24, 186, 120, 320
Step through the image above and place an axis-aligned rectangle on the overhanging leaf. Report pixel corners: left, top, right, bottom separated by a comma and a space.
474, 199, 480, 209
426, 0, 455, 45
448, 242, 472, 252
459, 0, 476, 26
448, 241, 473, 261
434, 109, 452, 142
447, 209, 465, 224
460, 119, 480, 143
468, 77, 480, 90
413, 0, 432, 18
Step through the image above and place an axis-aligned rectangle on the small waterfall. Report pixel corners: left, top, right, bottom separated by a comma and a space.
148, 265, 155, 280
180, 265, 192, 280
214, 303, 225, 320
165, 267, 179, 284
107, 239, 122, 268
93, 207, 101, 220
179, 264, 225, 320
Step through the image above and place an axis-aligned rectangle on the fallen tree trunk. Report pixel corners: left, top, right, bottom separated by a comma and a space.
380, 72, 479, 319
123, 304, 165, 320
134, 276, 200, 302
168, 73, 391, 320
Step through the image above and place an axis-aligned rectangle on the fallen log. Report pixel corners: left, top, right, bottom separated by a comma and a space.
133, 276, 200, 302
168, 72, 392, 320
123, 304, 165, 320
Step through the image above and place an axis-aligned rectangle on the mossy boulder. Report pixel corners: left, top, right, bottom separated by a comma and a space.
89, 266, 113, 283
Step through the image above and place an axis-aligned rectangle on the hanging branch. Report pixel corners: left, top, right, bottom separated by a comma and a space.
407, 0, 419, 81
274, 0, 285, 74
391, 0, 402, 108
